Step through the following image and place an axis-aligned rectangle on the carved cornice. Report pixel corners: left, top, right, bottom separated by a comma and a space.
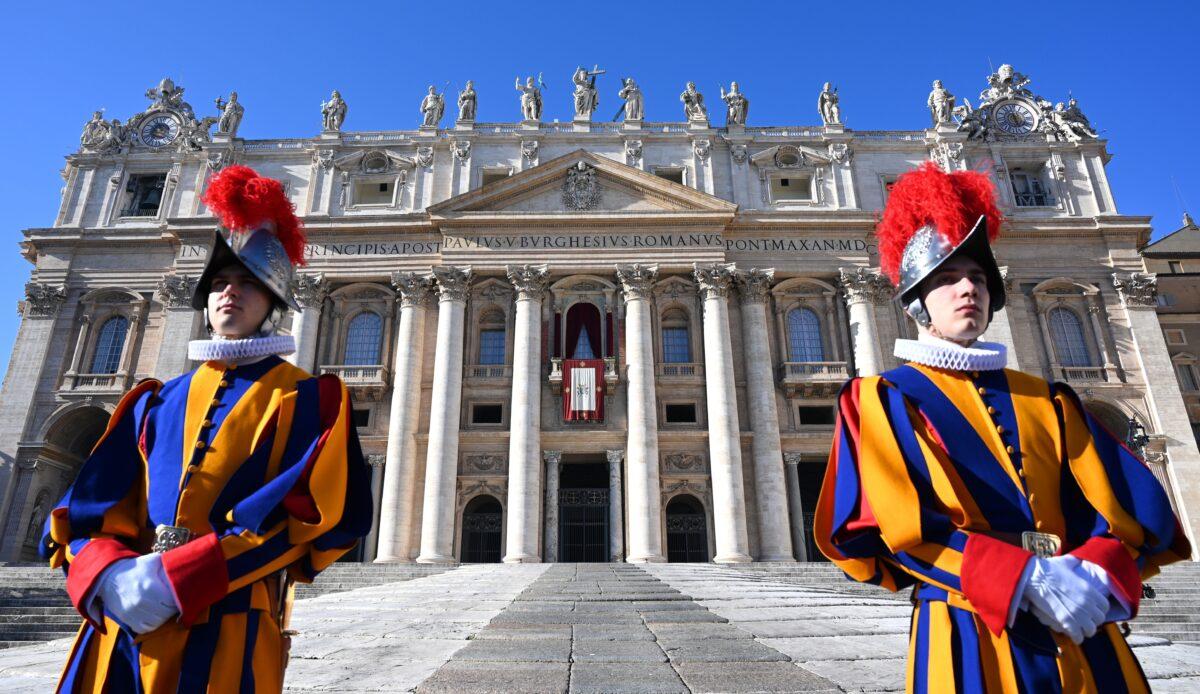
693, 263, 737, 300
390, 271, 434, 308
433, 266, 472, 302
735, 268, 775, 304
838, 267, 892, 305
616, 263, 659, 301
1112, 272, 1157, 309
461, 454, 506, 475
291, 273, 329, 309
157, 273, 196, 308
506, 264, 549, 301
22, 282, 66, 318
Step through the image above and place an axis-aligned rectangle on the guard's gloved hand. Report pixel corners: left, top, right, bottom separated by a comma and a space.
95, 553, 180, 634
1019, 555, 1108, 644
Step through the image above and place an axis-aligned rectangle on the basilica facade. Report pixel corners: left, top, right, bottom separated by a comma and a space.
2, 67, 1198, 564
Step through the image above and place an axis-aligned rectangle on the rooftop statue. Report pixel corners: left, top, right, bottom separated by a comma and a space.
720, 81, 749, 126
516, 75, 543, 121
680, 81, 707, 121
322, 90, 348, 132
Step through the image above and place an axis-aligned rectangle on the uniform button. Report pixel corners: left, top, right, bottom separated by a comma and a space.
995, 425, 1005, 434
1035, 520, 1044, 529
210, 398, 220, 408
195, 440, 207, 451
972, 371, 980, 379
218, 380, 229, 388
201, 419, 213, 429
1006, 445, 1015, 454
987, 406, 997, 415
1028, 493, 1036, 503
977, 387, 987, 396
1018, 468, 1026, 478
187, 464, 199, 473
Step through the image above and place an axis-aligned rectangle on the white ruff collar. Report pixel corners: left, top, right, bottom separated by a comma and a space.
188, 335, 296, 364
894, 333, 1008, 372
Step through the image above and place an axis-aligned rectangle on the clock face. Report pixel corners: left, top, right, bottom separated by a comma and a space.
992, 100, 1037, 135
138, 114, 181, 147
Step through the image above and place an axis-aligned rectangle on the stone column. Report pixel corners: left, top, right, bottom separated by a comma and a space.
416, 266, 472, 564
838, 268, 891, 377
542, 450, 562, 562
363, 454, 386, 561
0, 283, 66, 558
616, 264, 665, 563
607, 449, 625, 562
154, 274, 198, 379
375, 273, 433, 562
504, 264, 549, 563
735, 269, 794, 561
694, 263, 752, 563
1086, 295, 1118, 375
1113, 272, 1200, 556
783, 453, 808, 561
287, 273, 328, 373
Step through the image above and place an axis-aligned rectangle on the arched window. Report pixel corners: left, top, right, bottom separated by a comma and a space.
660, 309, 691, 363
90, 316, 128, 374
343, 311, 383, 365
478, 310, 506, 365
786, 308, 824, 362
1047, 308, 1092, 367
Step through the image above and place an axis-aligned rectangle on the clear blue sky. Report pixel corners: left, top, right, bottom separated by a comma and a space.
1, 1, 1196, 376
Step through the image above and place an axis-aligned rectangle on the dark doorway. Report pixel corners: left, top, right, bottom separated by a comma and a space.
559, 462, 609, 562
797, 461, 829, 562
461, 495, 503, 563
666, 495, 708, 563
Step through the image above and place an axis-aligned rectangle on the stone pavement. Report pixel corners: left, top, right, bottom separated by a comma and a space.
2, 562, 1200, 692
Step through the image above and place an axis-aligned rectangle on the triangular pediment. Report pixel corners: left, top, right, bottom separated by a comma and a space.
428, 150, 737, 219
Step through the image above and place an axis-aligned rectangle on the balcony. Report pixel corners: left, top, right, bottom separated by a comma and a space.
320, 364, 389, 401
655, 362, 704, 381
466, 364, 512, 382
60, 372, 127, 395
778, 361, 849, 397
1056, 366, 1111, 384
549, 358, 617, 386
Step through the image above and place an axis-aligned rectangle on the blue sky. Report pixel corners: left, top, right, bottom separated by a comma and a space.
0, 1, 1197, 376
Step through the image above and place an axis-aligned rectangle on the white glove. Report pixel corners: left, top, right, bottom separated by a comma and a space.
1019, 555, 1109, 645
95, 553, 180, 634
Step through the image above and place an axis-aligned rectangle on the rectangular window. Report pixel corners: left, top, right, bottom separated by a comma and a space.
122, 173, 167, 217
1178, 364, 1199, 392
797, 405, 835, 426
770, 175, 812, 202
478, 329, 506, 365
654, 168, 685, 185
1010, 170, 1055, 207
353, 179, 393, 205
481, 169, 511, 187
471, 403, 504, 425
1169, 261, 1184, 274
1158, 293, 1176, 307
664, 403, 697, 424
661, 327, 691, 364
1166, 329, 1187, 346
352, 409, 371, 429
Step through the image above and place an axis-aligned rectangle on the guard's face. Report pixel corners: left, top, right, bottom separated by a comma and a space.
207, 264, 272, 339
919, 255, 990, 342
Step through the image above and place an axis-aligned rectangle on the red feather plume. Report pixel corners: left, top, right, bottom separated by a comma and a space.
876, 162, 1002, 285
202, 165, 306, 266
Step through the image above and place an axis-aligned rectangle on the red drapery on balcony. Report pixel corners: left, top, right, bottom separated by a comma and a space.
562, 359, 605, 422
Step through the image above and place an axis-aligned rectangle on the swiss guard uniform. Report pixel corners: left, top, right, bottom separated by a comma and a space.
41, 166, 373, 693
814, 163, 1190, 693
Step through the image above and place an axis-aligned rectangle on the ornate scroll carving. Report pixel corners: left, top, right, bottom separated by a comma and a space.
838, 267, 892, 305
663, 452, 706, 473
1112, 272, 1157, 309
432, 266, 472, 303
616, 264, 659, 301
562, 161, 601, 210
22, 283, 66, 317
390, 271, 433, 308
693, 263, 737, 300
157, 274, 196, 308
506, 264, 549, 300
291, 273, 329, 309
735, 268, 775, 304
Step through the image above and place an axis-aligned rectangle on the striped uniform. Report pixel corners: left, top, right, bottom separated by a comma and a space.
41, 355, 373, 693
814, 363, 1190, 693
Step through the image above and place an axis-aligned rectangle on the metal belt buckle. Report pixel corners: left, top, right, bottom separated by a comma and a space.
1021, 531, 1061, 558
152, 524, 192, 553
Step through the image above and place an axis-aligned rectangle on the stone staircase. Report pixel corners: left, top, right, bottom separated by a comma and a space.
0, 562, 452, 649
732, 560, 1200, 645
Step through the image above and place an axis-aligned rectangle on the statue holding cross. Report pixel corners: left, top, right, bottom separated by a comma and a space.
572, 65, 605, 119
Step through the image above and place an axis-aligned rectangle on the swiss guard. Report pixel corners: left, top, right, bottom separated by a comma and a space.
814, 162, 1190, 692
41, 165, 373, 692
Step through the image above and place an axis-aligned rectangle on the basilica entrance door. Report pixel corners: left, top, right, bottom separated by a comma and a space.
665, 495, 709, 562
559, 462, 610, 562
461, 495, 502, 563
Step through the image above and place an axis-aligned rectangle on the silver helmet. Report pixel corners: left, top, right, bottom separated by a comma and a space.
895, 214, 1005, 327
191, 225, 301, 312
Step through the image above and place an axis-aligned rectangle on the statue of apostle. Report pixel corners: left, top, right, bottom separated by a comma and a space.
720, 81, 749, 125
927, 80, 955, 126
215, 91, 244, 136
818, 82, 841, 125
515, 76, 543, 121
680, 81, 707, 121
617, 78, 644, 120
457, 81, 477, 121
321, 90, 347, 131
419, 85, 445, 127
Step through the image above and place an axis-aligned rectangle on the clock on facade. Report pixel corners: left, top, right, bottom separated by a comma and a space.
991, 100, 1038, 136
137, 114, 181, 147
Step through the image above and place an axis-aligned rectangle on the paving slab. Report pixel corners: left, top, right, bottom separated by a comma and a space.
451, 637, 572, 662
675, 662, 841, 693
568, 662, 688, 694
662, 638, 791, 663
573, 624, 657, 641
571, 639, 669, 663
415, 660, 569, 693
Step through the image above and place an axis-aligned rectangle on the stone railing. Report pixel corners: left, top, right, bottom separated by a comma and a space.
61, 372, 125, 394
1057, 366, 1109, 383
467, 364, 512, 380
778, 361, 849, 397
655, 363, 704, 379
549, 357, 618, 385
320, 365, 389, 400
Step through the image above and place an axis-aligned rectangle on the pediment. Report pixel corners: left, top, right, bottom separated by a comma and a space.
749, 144, 830, 170
428, 150, 737, 218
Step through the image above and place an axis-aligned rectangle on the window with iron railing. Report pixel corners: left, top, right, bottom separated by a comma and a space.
1048, 307, 1093, 367
343, 311, 383, 365
1011, 170, 1055, 208
90, 316, 128, 374
786, 308, 825, 362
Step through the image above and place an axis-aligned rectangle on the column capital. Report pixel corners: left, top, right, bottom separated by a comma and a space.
606, 449, 625, 465
783, 452, 803, 466
506, 264, 549, 301
998, 265, 1016, 293
22, 282, 66, 318
366, 454, 386, 468
543, 450, 562, 466
390, 271, 434, 308
838, 267, 892, 305
432, 266, 473, 303
157, 274, 196, 309
616, 263, 659, 300
291, 273, 329, 309
693, 262, 737, 300
1112, 271, 1158, 310
735, 268, 775, 304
